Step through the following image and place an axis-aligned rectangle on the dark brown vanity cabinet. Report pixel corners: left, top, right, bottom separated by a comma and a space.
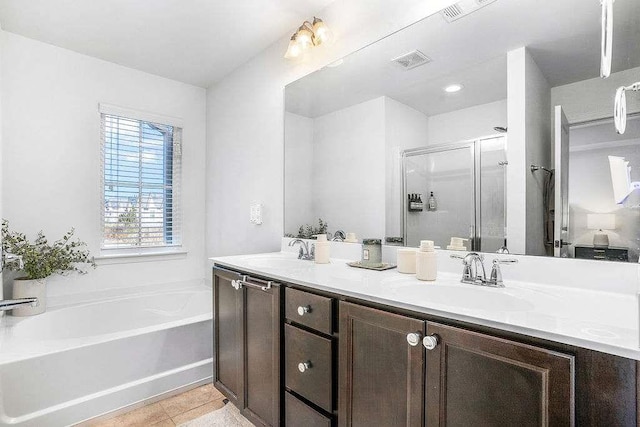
213, 268, 281, 427
425, 322, 574, 426
338, 302, 575, 427
338, 302, 425, 427
284, 287, 336, 426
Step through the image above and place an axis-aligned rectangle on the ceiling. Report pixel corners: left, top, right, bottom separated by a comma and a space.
286, 0, 640, 118
0, 0, 335, 87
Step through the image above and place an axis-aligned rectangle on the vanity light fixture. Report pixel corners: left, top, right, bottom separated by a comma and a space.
444, 84, 463, 93
284, 17, 333, 59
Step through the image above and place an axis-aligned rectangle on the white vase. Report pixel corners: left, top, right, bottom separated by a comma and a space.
12, 278, 47, 316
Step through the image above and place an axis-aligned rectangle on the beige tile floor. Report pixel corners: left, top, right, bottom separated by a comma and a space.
86, 383, 227, 426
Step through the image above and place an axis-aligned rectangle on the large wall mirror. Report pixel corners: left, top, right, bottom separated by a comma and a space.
284, 0, 640, 262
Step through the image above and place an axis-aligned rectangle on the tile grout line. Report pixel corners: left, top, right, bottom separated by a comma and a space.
170, 396, 227, 425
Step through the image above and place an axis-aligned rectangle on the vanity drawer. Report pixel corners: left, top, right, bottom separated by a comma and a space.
286, 287, 333, 335
285, 324, 333, 412
285, 391, 332, 427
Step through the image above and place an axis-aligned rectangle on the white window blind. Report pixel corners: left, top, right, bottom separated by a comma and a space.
101, 113, 182, 250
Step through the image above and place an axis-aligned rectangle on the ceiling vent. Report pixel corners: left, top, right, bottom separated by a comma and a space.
441, 0, 498, 23
391, 50, 432, 70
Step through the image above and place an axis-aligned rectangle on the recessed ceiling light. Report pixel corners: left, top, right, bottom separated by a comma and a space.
444, 84, 463, 93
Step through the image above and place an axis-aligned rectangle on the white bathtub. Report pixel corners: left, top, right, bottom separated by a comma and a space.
0, 283, 213, 426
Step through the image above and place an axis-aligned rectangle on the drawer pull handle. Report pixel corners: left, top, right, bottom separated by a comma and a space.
298, 361, 312, 373
297, 305, 311, 316
422, 334, 439, 350
406, 332, 423, 347
231, 276, 273, 291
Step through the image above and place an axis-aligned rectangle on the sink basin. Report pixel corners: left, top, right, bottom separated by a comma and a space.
390, 283, 535, 312
247, 257, 313, 270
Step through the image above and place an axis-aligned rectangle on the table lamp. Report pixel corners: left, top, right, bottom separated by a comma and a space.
587, 213, 616, 248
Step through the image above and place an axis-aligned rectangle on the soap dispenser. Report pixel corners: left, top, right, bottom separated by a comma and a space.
314, 234, 330, 264
428, 192, 437, 211
416, 240, 437, 281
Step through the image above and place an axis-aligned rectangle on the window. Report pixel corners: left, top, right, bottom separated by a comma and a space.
100, 106, 182, 251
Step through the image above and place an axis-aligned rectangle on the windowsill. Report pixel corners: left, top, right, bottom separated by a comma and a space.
95, 248, 188, 265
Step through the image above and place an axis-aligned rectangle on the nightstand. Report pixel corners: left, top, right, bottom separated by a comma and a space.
574, 245, 629, 262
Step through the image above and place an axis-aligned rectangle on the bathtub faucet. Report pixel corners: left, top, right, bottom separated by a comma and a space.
0, 297, 39, 311
1, 252, 24, 271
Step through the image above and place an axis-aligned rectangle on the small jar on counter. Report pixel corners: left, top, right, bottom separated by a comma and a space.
361, 239, 382, 267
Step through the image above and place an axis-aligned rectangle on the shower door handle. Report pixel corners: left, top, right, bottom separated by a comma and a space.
554, 240, 572, 248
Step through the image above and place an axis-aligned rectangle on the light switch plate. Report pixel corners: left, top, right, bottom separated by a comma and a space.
250, 203, 263, 225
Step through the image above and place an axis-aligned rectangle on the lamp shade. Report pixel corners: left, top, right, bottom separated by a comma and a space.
284, 35, 301, 59
587, 213, 616, 230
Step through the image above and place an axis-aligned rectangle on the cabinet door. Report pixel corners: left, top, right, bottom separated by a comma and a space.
244, 278, 281, 427
213, 269, 244, 408
425, 322, 574, 427
339, 302, 425, 427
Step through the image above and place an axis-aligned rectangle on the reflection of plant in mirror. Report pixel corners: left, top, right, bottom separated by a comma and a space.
286, 218, 328, 239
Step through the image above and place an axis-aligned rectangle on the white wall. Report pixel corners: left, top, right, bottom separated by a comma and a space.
551, 66, 640, 125
524, 51, 551, 256
0, 24, 3, 301
312, 97, 386, 238
507, 47, 551, 256
1, 33, 207, 297
427, 99, 507, 145
385, 97, 429, 239
507, 48, 528, 255
284, 112, 314, 235
205, 0, 459, 260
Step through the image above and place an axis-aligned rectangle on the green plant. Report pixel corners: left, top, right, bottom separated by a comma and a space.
2, 219, 96, 280
294, 218, 328, 239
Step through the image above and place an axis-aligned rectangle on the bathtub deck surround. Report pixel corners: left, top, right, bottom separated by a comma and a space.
0, 282, 212, 426
211, 246, 640, 425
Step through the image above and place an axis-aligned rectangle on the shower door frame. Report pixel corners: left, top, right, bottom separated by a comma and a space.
402, 140, 480, 251
401, 134, 507, 251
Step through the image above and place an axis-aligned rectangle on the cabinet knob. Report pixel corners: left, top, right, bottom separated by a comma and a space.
297, 305, 310, 316
422, 334, 439, 350
406, 332, 423, 347
298, 361, 312, 373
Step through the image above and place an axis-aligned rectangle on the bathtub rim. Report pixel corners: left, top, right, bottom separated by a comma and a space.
0, 282, 212, 365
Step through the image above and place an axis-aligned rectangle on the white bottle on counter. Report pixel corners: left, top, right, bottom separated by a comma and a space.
416, 240, 437, 281
314, 234, 330, 264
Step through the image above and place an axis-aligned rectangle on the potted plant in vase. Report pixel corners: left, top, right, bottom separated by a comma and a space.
1, 220, 96, 316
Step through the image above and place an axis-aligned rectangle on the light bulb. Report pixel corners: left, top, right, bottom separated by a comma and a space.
284, 34, 301, 59
296, 25, 314, 51
312, 17, 333, 45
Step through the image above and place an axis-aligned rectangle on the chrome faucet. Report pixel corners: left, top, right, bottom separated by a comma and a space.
0, 297, 39, 311
331, 230, 346, 242
450, 253, 517, 288
2, 252, 24, 271
288, 239, 315, 261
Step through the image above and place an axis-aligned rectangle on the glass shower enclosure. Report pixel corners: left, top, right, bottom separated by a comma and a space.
402, 135, 507, 252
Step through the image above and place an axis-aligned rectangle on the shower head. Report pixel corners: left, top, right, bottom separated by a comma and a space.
493, 126, 507, 133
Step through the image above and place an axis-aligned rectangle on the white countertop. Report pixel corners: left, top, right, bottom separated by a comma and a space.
211, 251, 640, 360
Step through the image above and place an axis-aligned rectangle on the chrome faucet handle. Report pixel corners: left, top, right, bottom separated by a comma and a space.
450, 253, 473, 281
489, 258, 518, 287
309, 244, 315, 259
